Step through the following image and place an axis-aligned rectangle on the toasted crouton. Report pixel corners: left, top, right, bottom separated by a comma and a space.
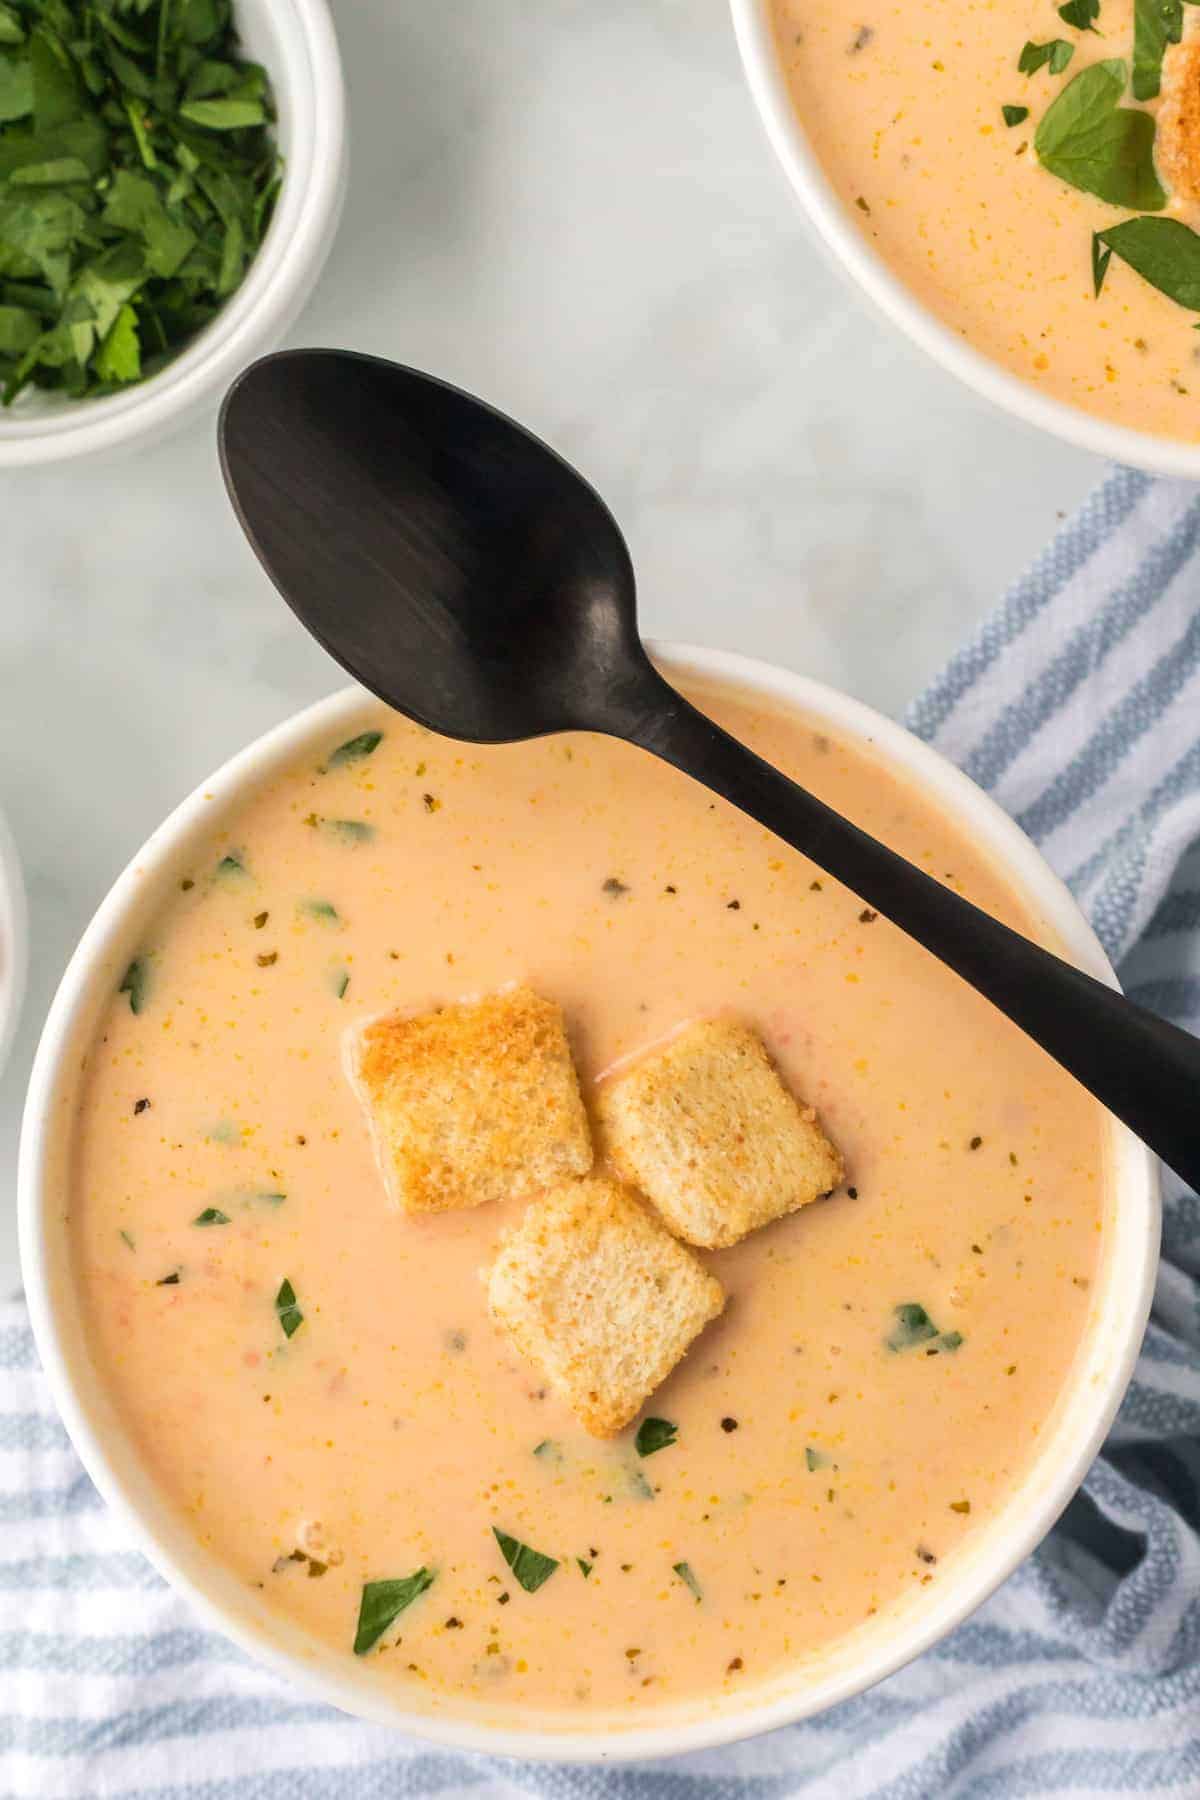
595, 1019, 843, 1249
1158, 37, 1200, 200
487, 1175, 725, 1436
344, 986, 592, 1213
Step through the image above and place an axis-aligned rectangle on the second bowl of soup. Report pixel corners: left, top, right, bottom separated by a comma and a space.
20, 645, 1157, 1758
733, 0, 1200, 474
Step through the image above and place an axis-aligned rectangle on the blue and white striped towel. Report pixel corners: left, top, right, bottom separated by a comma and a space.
4, 463, 1200, 1798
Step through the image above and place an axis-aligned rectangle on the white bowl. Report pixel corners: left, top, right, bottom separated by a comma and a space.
0, 797, 27, 1083
0, 0, 345, 469
18, 648, 1159, 1760
730, 0, 1200, 479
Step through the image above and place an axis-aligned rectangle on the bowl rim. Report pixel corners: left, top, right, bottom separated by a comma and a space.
18, 645, 1160, 1761
0, 0, 345, 469
728, 0, 1200, 480
0, 796, 28, 1084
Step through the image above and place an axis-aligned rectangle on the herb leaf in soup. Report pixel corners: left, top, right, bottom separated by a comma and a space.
1018, 38, 1075, 75
1133, 0, 1184, 100
577, 1557, 593, 1578
887, 1303, 940, 1350
322, 818, 375, 844
635, 1417, 677, 1457
1097, 215, 1200, 308
674, 1561, 703, 1602
1034, 61, 1166, 211
1002, 104, 1030, 126
1058, 0, 1101, 30
805, 1446, 829, 1472
326, 730, 382, 769
299, 898, 339, 925
353, 1567, 435, 1655
118, 957, 148, 1014
216, 852, 247, 879
493, 1527, 559, 1593
193, 1207, 230, 1226
1092, 230, 1114, 295
275, 1278, 303, 1339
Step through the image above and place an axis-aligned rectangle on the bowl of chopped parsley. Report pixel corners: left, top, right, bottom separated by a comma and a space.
0, 0, 344, 465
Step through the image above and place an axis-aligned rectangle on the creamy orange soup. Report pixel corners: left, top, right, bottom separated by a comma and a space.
771, 0, 1200, 441
69, 680, 1106, 1720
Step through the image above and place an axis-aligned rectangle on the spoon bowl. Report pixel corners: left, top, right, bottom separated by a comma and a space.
221, 351, 648, 743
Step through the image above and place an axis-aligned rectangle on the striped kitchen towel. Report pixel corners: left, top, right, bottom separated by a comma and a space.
3, 462, 1200, 1798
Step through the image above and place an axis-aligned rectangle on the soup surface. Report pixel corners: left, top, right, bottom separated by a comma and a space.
771, 0, 1200, 441
69, 680, 1106, 1724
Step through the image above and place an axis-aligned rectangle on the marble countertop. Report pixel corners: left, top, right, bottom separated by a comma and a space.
0, 0, 1105, 1294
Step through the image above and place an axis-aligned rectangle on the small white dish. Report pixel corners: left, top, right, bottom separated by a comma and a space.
0, 798, 28, 1085
730, 0, 1200, 479
0, 0, 345, 469
18, 647, 1159, 1760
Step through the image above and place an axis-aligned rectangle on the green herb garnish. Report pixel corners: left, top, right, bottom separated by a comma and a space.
577, 1557, 593, 1578
322, 818, 374, 844
193, 1206, 230, 1226
673, 1561, 702, 1603
1018, 37, 1075, 74
1092, 229, 1114, 295
299, 898, 339, 924
118, 1228, 135, 1250
1058, 0, 1100, 31
493, 1527, 558, 1593
215, 852, 247, 879
331, 968, 349, 1000
256, 1191, 286, 1206
1096, 215, 1200, 308
938, 1330, 965, 1352
0, 0, 280, 407
1002, 104, 1029, 126
326, 730, 382, 769
1034, 61, 1166, 210
118, 957, 147, 1014
887, 1303, 940, 1350
805, 1446, 829, 1472
635, 1417, 677, 1457
352, 1567, 435, 1655
1133, 0, 1186, 99
156, 1270, 179, 1285
627, 1467, 655, 1501
532, 1439, 563, 1463
274, 1276, 303, 1338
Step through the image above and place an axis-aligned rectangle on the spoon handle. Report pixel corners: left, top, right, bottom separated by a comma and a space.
632, 676, 1198, 1194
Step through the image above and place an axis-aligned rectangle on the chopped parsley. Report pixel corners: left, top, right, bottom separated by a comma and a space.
805, 1446, 829, 1472
299, 898, 339, 925
673, 1561, 702, 1603
192, 1206, 230, 1226
635, 1417, 677, 1457
353, 1567, 435, 1655
577, 1557, 593, 1578
886, 1303, 940, 1350
492, 1527, 558, 1593
118, 957, 148, 1014
1002, 103, 1029, 126
0, 0, 281, 407
1058, 0, 1100, 30
325, 730, 382, 770
1034, 61, 1165, 210
1018, 37, 1075, 74
274, 1277, 303, 1338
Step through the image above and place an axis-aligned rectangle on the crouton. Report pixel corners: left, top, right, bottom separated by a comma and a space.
344, 986, 592, 1213
1158, 37, 1200, 200
487, 1175, 725, 1436
595, 1019, 843, 1249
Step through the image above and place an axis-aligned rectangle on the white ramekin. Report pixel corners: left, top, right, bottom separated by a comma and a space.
0, 797, 27, 1082
0, 0, 345, 469
730, 0, 1200, 479
18, 648, 1159, 1760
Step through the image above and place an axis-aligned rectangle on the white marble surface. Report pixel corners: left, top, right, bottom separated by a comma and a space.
0, 0, 1106, 1294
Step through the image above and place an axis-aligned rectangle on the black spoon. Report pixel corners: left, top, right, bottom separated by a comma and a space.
219, 348, 1199, 1195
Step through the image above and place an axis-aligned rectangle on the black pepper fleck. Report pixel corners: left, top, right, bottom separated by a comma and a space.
721, 1417, 739, 1433
133, 1098, 151, 1115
